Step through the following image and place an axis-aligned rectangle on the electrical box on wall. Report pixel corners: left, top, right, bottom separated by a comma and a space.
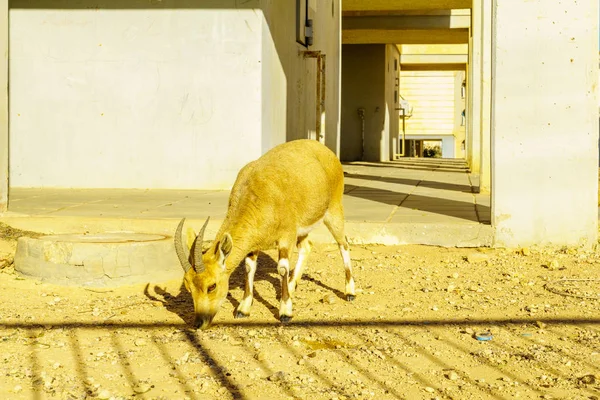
305, 19, 313, 46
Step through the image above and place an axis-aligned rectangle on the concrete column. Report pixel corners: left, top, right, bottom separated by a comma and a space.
479, 0, 492, 192
467, 0, 482, 175
491, 0, 598, 247
465, 45, 471, 165
0, 0, 7, 212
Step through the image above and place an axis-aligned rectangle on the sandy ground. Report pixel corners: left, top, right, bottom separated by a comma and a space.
0, 229, 599, 400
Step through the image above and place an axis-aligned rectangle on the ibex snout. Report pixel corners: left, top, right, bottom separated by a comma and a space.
194, 313, 215, 330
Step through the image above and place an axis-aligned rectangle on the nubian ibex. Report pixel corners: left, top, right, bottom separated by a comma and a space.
174, 139, 356, 329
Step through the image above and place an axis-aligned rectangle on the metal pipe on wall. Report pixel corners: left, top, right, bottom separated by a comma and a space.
394, 108, 407, 158
357, 108, 365, 161
303, 51, 326, 144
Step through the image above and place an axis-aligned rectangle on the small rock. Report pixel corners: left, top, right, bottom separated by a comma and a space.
297, 359, 305, 365
12, 385, 22, 393
446, 371, 459, 381
535, 321, 546, 329
578, 374, 597, 385
133, 383, 152, 394
467, 253, 489, 263
307, 351, 317, 358
254, 351, 266, 361
134, 339, 147, 346
521, 247, 531, 256
547, 260, 560, 270
322, 294, 336, 304
268, 371, 287, 382
525, 305, 538, 313
424, 386, 436, 393
451, 272, 459, 279
179, 352, 190, 364
97, 389, 111, 399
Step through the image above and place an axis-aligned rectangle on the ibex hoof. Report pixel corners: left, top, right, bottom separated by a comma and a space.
279, 315, 293, 323
235, 311, 249, 319
346, 294, 356, 302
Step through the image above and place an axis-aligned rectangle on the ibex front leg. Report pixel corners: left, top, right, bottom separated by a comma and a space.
278, 245, 294, 323
235, 251, 258, 318
289, 235, 311, 295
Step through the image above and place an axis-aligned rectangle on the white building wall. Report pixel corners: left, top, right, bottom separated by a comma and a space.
9, 6, 264, 189
8, 0, 341, 190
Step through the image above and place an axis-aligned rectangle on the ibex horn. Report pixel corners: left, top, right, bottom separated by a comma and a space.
174, 218, 192, 273
192, 217, 210, 272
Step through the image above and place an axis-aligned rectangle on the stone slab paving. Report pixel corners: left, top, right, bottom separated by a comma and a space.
2, 159, 494, 246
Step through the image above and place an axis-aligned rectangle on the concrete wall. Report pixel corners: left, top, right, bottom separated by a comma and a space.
441, 136, 455, 158
491, 0, 598, 247
341, 43, 398, 162
8, 0, 341, 190
400, 71, 457, 136
0, 0, 7, 210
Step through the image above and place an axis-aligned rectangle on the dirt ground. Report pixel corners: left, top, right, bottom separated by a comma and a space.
1, 227, 599, 400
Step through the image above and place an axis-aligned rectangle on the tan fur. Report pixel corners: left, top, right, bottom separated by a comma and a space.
176, 139, 356, 329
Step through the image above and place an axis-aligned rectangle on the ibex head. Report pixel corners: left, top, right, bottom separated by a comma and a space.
174, 218, 233, 330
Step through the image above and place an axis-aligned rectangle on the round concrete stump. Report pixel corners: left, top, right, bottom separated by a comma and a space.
14, 233, 182, 287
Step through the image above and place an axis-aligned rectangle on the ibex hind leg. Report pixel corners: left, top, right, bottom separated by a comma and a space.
324, 206, 356, 301
289, 235, 311, 295
235, 251, 258, 319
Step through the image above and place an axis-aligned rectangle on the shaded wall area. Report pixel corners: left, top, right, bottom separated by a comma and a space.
341, 44, 399, 162
261, 0, 341, 153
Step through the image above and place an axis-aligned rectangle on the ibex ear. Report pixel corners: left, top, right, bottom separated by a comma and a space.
217, 233, 233, 268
